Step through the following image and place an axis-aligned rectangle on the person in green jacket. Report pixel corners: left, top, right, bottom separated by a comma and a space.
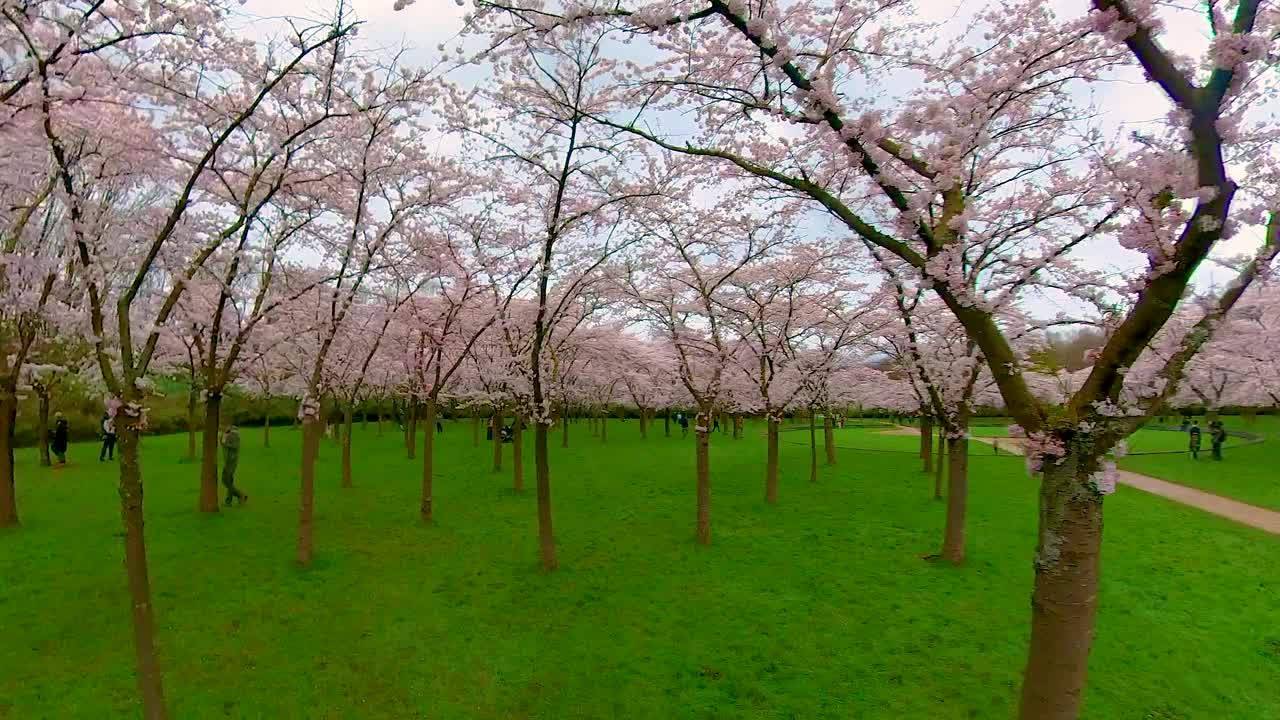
221, 424, 247, 506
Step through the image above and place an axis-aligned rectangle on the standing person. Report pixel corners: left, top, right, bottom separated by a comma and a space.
51, 412, 69, 466
221, 424, 247, 506
1188, 420, 1202, 461
99, 412, 116, 461
678, 412, 689, 438
1210, 420, 1227, 461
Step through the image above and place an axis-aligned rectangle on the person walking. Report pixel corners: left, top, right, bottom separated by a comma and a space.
678, 412, 689, 438
221, 424, 247, 506
1188, 420, 1202, 461
1210, 420, 1227, 461
99, 412, 116, 461
51, 412, 69, 466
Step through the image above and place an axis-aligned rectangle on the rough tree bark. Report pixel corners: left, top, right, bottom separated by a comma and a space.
534, 421, 557, 571
297, 416, 320, 567
198, 393, 222, 513
940, 435, 968, 565
765, 415, 779, 503
341, 406, 354, 488
37, 391, 50, 466
512, 413, 525, 492
0, 390, 18, 527
695, 411, 711, 545
116, 415, 168, 719
1017, 455, 1102, 720
823, 415, 836, 465
421, 399, 436, 522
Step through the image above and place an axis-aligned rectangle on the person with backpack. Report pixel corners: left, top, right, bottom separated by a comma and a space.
99, 412, 117, 461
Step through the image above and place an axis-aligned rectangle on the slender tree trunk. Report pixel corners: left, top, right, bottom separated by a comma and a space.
823, 415, 836, 465
341, 407, 354, 488
297, 416, 320, 567
37, 392, 50, 466
377, 407, 384, 437
934, 427, 946, 500
561, 405, 569, 448
263, 415, 271, 448
600, 412, 608, 444
0, 390, 18, 527
765, 415, 779, 503
198, 393, 222, 513
421, 399, 436, 522
941, 434, 968, 565
512, 413, 525, 492
471, 410, 480, 447
492, 408, 502, 472
116, 416, 168, 719
534, 422, 557, 571
1017, 455, 1103, 720
920, 414, 934, 473
362, 410, 367, 431
664, 410, 671, 438
406, 403, 417, 460
639, 409, 647, 438
808, 411, 817, 484
695, 412, 711, 545
185, 390, 198, 461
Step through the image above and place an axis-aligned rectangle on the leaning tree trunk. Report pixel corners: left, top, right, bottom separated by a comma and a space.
185, 389, 198, 461
37, 391, 50, 467
116, 412, 169, 719
512, 413, 525, 492
0, 389, 18, 527
198, 393, 222, 513
341, 406, 354, 488
297, 415, 321, 567
934, 427, 946, 500
920, 414, 934, 473
534, 421, 557, 571
421, 399, 437, 522
940, 434, 968, 565
405, 403, 417, 460
765, 415, 779, 504
823, 415, 836, 465
695, 411, 711, 545
808, 411, 818, 484
1017, 454, 1103, 720
492, 409, 502, 472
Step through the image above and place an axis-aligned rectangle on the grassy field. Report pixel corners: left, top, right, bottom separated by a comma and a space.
963, 416, 1280, 511
1, 421, 1277, 719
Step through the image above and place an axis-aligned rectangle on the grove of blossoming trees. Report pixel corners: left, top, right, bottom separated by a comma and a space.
4, 0, 1279, 718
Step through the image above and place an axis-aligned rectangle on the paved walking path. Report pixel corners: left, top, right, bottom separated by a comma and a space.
890, 427, 1280, 536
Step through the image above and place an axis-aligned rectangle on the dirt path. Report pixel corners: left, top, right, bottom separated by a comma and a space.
892, 427, 1280, 536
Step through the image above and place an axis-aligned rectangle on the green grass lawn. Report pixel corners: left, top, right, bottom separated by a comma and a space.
1, 421, 1277, 719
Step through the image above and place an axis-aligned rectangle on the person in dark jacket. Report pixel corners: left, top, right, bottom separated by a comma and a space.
221, 425, 247, 506
51, 412, 69, 466
99, 413, 117, 461
1188, 420, 1202, 461
1210, 420, 1227, 461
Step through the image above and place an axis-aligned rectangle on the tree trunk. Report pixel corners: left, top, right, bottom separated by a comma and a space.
341, 407, 353, 488
198, 393, 221, 513
492, 409, 502, 472
0, 390, 18, 527
823, 415, 836, 465
600, 412, 607, 444
471, 410, 480, 448
1017, 455, 1103, 720
695, 413, 711, 545
297, 415, 320, 567
940, 434, 968, 565
263, 414, 271, 448
116, 416, 169, 719
664, 410, 671, 438
934, 426, 945, 500
377, 407, 384, 437
421, 399, 436, 523
639, 409, 647, 438
920, 414, 934, 473
512, 413, 525, 492
534, 422, 557, 571
808, 412, 817, 484
185, 390, 198, 461
405, 403, 417, 460
37, 392, 50, 467
765, 415, 779, 504
362, 410, 367, 431
561, 406, 569, 448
